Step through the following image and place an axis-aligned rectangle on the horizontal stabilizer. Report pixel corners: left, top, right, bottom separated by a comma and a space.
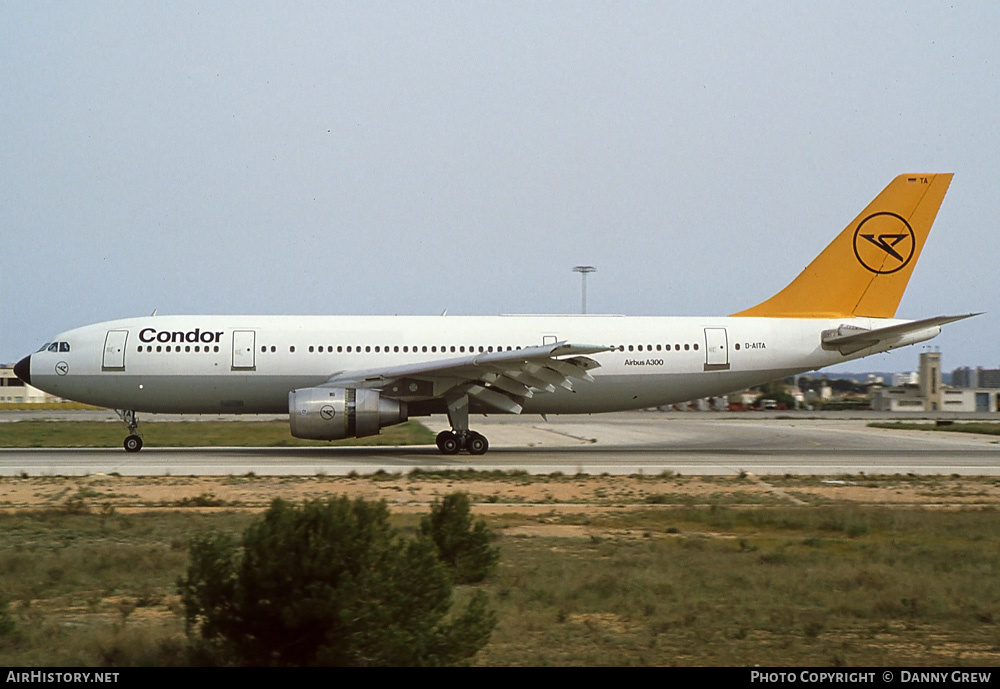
821, 314, 980, 355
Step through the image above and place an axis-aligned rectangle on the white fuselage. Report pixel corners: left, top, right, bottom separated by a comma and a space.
25, 314, 923, 415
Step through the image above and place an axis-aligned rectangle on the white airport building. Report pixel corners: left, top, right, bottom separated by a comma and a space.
0, 365, 63, 403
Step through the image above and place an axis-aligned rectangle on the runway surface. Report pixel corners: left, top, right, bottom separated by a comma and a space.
1, 411, 998, 476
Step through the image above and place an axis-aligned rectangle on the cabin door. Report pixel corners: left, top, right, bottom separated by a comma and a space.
102, 330, 128, 371
232, 330, 256, 370
703, 328, 730, 371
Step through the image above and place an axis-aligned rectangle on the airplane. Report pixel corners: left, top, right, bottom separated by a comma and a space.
13, 173, 976, 455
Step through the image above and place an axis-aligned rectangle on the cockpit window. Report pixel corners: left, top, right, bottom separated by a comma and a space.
37, 343, 51, 352
59, 342, 70, 352
47, 343, 59, 352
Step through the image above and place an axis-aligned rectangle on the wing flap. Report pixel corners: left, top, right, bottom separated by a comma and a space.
507, 371, 557, 393
526, 363, 575, 391
467, 384, 524, 414
480, 373, 534, 398
319, 342, 612, 412
544, 358, 598, 382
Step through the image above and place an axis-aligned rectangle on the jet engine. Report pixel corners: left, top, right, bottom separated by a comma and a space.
288, 387, 408, 440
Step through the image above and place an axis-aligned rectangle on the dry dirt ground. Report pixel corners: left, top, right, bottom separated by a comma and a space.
2, 472, 999, 518
6, 472, 1000, 667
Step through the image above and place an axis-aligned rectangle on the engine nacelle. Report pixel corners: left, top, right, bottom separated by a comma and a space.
288, 387, 408, 440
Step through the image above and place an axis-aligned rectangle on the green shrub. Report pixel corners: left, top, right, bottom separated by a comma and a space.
178, 496, 495, 666
421, 492, 499, 584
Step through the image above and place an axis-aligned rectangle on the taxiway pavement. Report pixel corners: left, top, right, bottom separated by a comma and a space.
0, 411, 997, 476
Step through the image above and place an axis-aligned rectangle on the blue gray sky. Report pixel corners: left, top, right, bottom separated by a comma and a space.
3, 2, 997, 373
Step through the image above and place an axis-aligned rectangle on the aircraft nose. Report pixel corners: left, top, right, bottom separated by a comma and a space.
13, 355, 31, 386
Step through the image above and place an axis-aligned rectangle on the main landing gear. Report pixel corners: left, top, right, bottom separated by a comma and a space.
436, 394, 490, 455
116, 409, 143, 453
435, 430, 489, 456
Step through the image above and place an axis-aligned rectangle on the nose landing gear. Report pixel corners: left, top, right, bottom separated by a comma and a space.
116, 410, 143, 453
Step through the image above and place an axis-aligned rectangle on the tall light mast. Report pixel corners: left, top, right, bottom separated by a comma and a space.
572, 265, 596, 314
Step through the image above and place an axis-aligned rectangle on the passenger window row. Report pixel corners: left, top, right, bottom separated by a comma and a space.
253, 342, 700, 355
135, 342, 699, 356
136, 345, 220, 353
261, 344, 526, 354
612, 343, 699, 352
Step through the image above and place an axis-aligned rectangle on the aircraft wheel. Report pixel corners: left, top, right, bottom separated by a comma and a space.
437, 431, 460, 455
436, 431, 453, 452
124, 435, 143, 453
467, 432, 489, 456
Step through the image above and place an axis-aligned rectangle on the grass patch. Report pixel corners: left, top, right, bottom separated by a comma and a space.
4, 477, 1000, 665
407, 468, 532, 481
0, 403, 102, 411
0, 419, 435, 448
479, 506, 1000, 665
870, 422, 1000, 436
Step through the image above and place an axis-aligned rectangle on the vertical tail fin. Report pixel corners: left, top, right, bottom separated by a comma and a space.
732, 173, 953, 318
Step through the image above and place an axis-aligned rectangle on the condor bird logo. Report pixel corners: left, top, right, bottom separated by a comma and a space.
852, 212, 915, 274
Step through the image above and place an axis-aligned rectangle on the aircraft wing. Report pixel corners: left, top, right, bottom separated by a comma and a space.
821, 314, 980, 355
319, 342, 613, 414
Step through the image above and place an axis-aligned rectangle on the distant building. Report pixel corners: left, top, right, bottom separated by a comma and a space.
983, 369, 1000, 389
952, 367, 976, 388
892, 371, 919, 387
952, 366, 1000, 389
0, 366, 63, 403
872, 353, 1000, 412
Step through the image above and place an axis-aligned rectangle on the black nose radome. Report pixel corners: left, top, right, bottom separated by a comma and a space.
13, 355, 31, 386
